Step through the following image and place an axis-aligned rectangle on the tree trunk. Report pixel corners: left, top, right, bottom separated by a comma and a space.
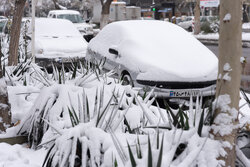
0, 39, 11, 133
52, 0, 61, 10
211, 0, 242, 166
8, 0, 26, 66
194, 0, 200, 35
100, 14, 109, 29
100, 0, 112, 29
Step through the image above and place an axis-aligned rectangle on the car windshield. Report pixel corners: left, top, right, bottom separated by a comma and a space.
57, 14, 84, 23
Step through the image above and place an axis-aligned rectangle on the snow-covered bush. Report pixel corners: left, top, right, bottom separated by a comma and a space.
3, 60, 243, 167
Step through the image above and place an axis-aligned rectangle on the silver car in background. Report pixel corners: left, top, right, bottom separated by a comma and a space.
48, 10, 94, 42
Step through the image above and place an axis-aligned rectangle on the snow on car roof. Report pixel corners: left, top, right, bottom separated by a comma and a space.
112, 1, 126, 5
33, 18, 82, 37
48, 10, 80, 15
89, 20, 218, 82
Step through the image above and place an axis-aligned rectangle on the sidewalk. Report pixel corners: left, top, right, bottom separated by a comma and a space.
194, 32, 250, 47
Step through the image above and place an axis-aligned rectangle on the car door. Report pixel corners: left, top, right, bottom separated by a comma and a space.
105, 45, 121, 74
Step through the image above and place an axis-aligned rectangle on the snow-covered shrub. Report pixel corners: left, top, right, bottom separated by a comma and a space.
0, 19, 31, 64
3, 58, 232, 167
42, 124, 223, 167
15, 63, 118, 146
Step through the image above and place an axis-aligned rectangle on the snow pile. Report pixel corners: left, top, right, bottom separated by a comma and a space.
212, 94, 238, 136
194, 32, 250, 41
223, 13, 231, 22
242, 23, 250, 29
0, 143, 46, 167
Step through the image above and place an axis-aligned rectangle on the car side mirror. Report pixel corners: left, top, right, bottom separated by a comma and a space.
109, 48, 119, 56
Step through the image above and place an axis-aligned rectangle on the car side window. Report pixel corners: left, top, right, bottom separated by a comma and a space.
52, 15, 56, 18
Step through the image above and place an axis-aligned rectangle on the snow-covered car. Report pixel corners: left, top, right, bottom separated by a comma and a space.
178, 16, 194, 32
0, 16, 6, 20
26, 18, 88, 68
48, 10, 94, 42
191, 16, 220, 33
86, 20, 218, 98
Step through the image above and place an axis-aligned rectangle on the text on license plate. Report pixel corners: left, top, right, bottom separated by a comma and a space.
169, 90, 200, 97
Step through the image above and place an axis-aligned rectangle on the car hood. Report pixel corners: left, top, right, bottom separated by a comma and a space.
35, 36, 87, 58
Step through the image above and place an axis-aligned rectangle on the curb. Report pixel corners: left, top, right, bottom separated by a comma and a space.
0, 135, 28, 145
197, 38, 250, 48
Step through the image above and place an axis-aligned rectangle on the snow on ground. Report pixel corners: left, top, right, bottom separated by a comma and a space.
0, 81, 249, 166
194, 32, 250, 41
243, 23, 250, 30
0, 143, 46, 167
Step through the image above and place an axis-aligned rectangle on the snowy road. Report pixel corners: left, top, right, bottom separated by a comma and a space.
205, 44, 250, 58
205, 44, 250, 92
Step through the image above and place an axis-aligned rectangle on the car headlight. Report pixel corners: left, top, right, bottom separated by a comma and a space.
38, 49, 44, 54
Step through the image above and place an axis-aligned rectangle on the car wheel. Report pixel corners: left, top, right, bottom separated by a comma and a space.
188, 26, 192, 32
121, 73, 134, 87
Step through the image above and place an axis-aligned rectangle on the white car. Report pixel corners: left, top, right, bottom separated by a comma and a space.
48, 10, 94, 42
86, 20, 218, 98
26, 18, 88, 68
0, 16, 6, 20
178, 16, 194, 32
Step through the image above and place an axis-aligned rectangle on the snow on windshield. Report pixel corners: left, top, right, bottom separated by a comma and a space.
33, 18, 81, 37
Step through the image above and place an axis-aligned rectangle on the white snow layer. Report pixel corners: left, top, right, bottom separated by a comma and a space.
212, 94, 238, 136
89, 20, 218, 82
223, 13, 231, 22
0, 143, 46, 167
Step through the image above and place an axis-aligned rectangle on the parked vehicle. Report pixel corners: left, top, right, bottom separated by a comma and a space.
25, 18, 88, 68
191, 16, 219, 33
86, 20, 218, 99
48, 10, 94, 42
200, 16, 220, 33
0, 16, 6, 20
178, 16, 194, 32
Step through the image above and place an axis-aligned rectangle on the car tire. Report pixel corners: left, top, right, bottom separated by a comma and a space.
121, 73, 134, 87
188, 26, 192, 32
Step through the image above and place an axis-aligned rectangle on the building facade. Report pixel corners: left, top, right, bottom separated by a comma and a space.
123, 0, 195, 20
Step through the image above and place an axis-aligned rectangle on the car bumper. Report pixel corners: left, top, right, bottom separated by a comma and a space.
35, 57, 83, 69
137, 83, 216, 98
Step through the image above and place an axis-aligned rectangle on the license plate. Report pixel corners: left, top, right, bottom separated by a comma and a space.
169, 90, 200, 97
